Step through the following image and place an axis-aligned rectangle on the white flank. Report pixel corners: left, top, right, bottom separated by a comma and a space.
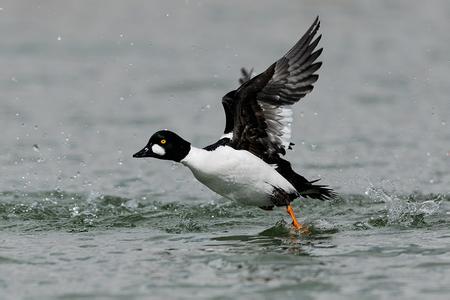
151, 144, 166, 156
181, 146, 296, 207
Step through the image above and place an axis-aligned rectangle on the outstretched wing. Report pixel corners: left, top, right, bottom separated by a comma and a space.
221, 68, 254, 135
231, 17, 322, 160
238, 67, 253, 85
204, 68, 254, 151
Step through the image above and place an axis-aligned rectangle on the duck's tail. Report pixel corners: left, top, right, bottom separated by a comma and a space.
296, 179, 336, 200
274, 158, 336, 201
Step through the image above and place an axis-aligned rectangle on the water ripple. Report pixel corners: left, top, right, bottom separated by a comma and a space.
0, 190, 448, 234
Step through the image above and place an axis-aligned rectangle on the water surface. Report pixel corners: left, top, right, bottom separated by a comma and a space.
1, 1, 449, 299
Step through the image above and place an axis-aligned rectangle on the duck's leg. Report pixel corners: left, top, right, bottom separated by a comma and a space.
286, 205, 305, 231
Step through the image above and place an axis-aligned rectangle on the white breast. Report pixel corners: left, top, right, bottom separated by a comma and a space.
181, 146, 296, 207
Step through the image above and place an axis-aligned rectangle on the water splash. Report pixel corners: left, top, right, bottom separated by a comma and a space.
1, 190, 448, 233
365, 185, 442, 226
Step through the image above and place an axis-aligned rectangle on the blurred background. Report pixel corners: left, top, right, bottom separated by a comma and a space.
1, 0, 449, 196
0, 1, 449, 299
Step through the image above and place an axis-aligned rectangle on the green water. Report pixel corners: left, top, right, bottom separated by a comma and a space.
1, 191, 450, 299
1, 0, 450, 299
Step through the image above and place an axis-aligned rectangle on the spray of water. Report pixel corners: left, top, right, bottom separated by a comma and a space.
365, 184, 442, 225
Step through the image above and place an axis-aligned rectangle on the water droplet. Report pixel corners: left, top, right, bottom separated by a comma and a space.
33, 144, 40, 152
71, 206, 80, 217
57, 36, 62, 41
201, 104, 211, 111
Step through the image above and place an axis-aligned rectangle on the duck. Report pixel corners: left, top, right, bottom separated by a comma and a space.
133, 17, 334, 231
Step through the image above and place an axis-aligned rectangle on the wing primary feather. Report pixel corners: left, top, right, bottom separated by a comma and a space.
229, 17, 323, 160
286, 17, 320, 59
289, 35, 322, 67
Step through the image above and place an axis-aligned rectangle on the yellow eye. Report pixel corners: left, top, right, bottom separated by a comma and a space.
160, 139, 167, 144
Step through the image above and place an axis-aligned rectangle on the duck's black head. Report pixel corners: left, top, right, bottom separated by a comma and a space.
133, 130, 191, 162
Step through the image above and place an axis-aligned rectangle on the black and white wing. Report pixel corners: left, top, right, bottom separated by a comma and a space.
204, 68, 253, 151
230, 17, 322, 160
221, 68, 254, 135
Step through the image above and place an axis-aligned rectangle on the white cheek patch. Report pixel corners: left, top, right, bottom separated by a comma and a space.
152, 144, 166, 156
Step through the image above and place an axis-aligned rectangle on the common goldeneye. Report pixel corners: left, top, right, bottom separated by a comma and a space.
133, 17, 334, 230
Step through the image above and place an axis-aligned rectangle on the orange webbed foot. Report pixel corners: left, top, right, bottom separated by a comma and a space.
286, 205, 310, 235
